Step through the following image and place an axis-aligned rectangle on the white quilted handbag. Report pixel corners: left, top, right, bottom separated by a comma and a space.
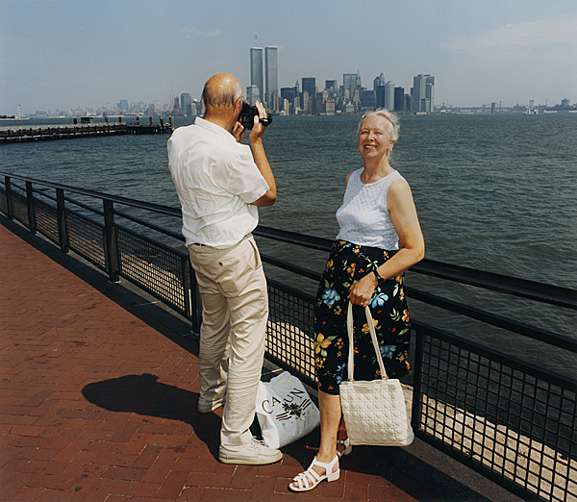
340, 302, 414, 446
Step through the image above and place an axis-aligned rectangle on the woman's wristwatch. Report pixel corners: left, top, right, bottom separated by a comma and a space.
372, 267, 384, 283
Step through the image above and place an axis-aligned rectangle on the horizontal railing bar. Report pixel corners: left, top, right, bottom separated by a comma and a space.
261, 255, 576, 352
64, 196, 104, 216
1, 172, 181, 217
407, 287, 577, 353
414, 258, 577, 311
8, 181, 26, 194
114, 208, 185, 242
260, 253, 322, 282
3, 172, 576, 310
32, 188, 57, 201
255, 225, 332, 252
413, 320, 576, 389
115, 223, 188, 258
267, 277, 316, 304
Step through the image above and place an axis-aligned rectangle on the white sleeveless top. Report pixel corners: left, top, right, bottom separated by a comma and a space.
335, 168, 404, 250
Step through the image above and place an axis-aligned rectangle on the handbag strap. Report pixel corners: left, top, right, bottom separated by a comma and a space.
346, 302, 388, 382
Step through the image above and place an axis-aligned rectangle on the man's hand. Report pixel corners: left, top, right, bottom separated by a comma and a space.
349, 273, 378, 307
232, 121, 244, 142
249, 101, 268, 144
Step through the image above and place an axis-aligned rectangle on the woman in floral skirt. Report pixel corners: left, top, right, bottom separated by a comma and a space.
290, 110, 425, 492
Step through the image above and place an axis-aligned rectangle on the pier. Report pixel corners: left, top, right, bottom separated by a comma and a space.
0, 123, 173, 144
1, 173, 576, 501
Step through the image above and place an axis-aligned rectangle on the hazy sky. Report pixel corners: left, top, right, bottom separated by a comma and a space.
2, 0, 577, 113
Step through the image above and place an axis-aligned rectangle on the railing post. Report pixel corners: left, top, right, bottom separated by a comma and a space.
26, 181, 36, 233
103, 199, 120, 283
56, 188, 69, 253
410, 324, 425, 435
4, 176, 13, 218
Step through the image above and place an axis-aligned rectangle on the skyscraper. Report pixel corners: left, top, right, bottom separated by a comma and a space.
246, 85, 260, 105
172, 97, 181, 115
394, 87, 405, 111
301, 77, 316, 114
384, 81, 395, 110
373, 73, 385, 92
265, 46, 279, 111
376, 86, 385, 109
180, 93, 192, 117
250, 47, 264, 104
425, 76, 435, 113
411, 74, 435, 113
325, 80, 337, 93
343, 73, 360, 99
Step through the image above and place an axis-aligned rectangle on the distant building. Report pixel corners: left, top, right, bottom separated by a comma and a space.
180, 93, 192, 117
301, 77, 316, 113
250, 47, 264, 104
265, 46, 279, 111
280, 87, 297, 103
360, 89, 376, 110
281, 87, 297, 115
302, 91, 311, 114
373, 73, 385, 91
394, 87, 405, 111
117, 99, 129, 114
172, 97, 181, 115
325, 97, 336, 115
246, 85, 260, 105
384, 81, 395, 110
325, 80, 337, 93
411, 74, 435, 113
376, 86, 385, 109
343, 73, 361, 100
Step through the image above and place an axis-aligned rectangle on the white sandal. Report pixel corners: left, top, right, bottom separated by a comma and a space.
288, 456, 340, 492
337, 438, 352, 458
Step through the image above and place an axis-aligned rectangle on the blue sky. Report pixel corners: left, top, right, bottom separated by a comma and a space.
1, 0, 577, 113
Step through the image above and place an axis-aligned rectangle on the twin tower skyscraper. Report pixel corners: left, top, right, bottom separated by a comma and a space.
249, 47, 279, 111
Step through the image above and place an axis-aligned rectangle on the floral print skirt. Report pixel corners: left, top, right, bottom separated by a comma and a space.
314, 240, 412, 395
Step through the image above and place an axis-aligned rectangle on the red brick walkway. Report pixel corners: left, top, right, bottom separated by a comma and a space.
0, 222, 504, 501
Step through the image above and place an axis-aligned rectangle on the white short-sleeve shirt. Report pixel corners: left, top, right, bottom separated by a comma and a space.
168, 117, 269, 248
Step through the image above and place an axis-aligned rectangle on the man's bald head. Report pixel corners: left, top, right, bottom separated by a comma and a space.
202, 73, 243, 110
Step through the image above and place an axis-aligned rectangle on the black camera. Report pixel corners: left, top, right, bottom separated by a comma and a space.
238, 102, 273, 130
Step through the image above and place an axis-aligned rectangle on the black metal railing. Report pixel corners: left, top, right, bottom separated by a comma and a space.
1, 172, 575, 502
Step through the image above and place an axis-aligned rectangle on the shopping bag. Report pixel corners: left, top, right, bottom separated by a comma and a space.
255, 371, 320, 449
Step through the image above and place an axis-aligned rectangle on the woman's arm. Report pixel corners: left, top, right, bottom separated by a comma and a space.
349, 179, 425, 306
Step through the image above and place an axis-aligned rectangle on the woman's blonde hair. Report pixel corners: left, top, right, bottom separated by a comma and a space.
357, 109, 400, 144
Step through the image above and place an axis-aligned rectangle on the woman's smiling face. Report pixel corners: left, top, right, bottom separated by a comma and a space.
357, 114, 393, 161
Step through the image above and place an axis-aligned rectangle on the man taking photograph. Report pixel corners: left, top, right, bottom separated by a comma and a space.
167, 72, 280, 465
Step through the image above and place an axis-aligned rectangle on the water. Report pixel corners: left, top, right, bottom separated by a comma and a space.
1, 113, 576, 377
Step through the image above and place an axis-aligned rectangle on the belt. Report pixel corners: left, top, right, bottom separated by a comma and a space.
190, 243, 207, 247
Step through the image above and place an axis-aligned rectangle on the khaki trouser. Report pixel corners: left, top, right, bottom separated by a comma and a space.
188, 235, 268, 446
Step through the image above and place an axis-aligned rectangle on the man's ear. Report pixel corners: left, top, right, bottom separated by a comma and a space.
233, 98, 243, 119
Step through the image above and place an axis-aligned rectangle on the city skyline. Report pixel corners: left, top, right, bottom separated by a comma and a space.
2, 0, 577, 114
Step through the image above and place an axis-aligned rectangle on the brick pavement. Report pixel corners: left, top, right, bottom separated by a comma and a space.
0, 221, 495, 501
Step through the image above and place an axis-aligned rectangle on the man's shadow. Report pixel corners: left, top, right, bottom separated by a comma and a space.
82, 374, 495, 500
82, 373, 221, 457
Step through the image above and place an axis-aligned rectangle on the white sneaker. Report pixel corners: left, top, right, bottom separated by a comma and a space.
197, 396, 225, 414
219, 438, 283, 465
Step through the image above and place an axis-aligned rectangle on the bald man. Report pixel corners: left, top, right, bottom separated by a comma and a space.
168, 73, 281, 465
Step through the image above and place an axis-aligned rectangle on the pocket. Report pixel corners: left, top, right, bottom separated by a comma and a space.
218, 238, 262, 296
247, 237, 262, 271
